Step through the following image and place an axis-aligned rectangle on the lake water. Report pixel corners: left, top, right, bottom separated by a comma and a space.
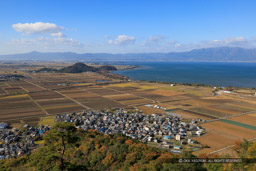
114, 62, 256, 88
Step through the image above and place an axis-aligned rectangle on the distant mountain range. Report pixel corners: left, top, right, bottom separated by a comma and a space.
1, 47, 256, 62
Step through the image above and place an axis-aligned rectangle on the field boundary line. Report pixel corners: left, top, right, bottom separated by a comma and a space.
2, 87, 8, 94
106, 87, 155, 103
27, 94, 50, 115
24, 80, 46, 90
1, 115, 46, 122
20, 86, 29, 93
209, 137, 256, 155
206, 110, 256, 123
55, 90, 90, 110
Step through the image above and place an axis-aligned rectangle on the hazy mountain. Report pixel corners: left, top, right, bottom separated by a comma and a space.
1, 47, 256, 62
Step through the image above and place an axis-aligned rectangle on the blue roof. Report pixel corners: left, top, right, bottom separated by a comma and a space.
0, 123, 7, 129
164, 136, 171, 139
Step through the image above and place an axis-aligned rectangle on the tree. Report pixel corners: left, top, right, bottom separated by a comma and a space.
44, 122, 80, 171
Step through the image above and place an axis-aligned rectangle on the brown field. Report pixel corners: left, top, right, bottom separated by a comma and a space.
88, 88, 122, 96
232, 101, 256, 110
3, 87, 26, 94
201, 95, 235, 103
206, 105, 242, 115
193, 121, 256, 153
45, 105, 85, 114
37, 98, 77, 107
229, 115, 256, 126
130, 91, 165, 101
0, 87, 6, 94
179, 99, 214, 108
104, 94, 142, 101
193, 132, 237, 151
7, 80, 44, 92
107, 86, 139, 92
81, 97, 126, 109
137, 106, 165, 114
60, 91, 99, 99
119, 98, 153, 106
29, 91, 64, 100
223, 103, 254, 113
149, 89, 185, 96
158, 94, 196, 103
189, 107, 231, 118
0, 94, 45, 121
0, 112, 45, 121
201, 121, 256, 139
174, 109, 215, 120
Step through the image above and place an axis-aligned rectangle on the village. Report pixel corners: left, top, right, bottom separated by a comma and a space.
0, 108, 206, 159
56, 108, 206, 153
0, 123, 50, 159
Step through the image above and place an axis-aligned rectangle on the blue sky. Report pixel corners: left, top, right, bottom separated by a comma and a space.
0, 0, 256, 54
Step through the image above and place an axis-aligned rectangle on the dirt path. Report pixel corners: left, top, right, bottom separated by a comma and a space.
54, 90, 91, 110
206, 110, 256, 123
209, 137, 256, 155
24, 80, 46, 90
27, 94, 50, 116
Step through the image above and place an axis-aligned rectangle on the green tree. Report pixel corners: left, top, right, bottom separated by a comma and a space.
43, 122, 80, 171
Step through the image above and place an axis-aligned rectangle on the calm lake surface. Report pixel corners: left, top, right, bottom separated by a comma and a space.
114, 62, 256, 88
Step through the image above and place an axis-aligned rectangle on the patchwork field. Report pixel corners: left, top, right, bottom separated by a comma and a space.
1, 64, 256, 157
0, 94, 46, 122
193, 120, 256, 154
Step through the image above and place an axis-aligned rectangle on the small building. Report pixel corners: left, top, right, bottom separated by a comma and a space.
131, 135, 138, 139
196, 131, 202, 136
163, 135, 171, 141
188, 139, 194, 144
173, 145, 181, 150
175, 134, 181, 141
162, 144, 170, 149
0, 123, 7, 129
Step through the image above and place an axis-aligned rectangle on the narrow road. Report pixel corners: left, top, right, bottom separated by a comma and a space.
55, 90, 91, 110
24, 80, 47, 90
206, 110, 256, 123
27, 94, 50, 116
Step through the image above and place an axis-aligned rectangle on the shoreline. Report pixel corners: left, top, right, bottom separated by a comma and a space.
111, 65, 256, 91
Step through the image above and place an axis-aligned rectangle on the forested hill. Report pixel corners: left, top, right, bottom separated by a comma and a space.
35, 63, 117, 73
0, 123, 204, 171
0, 122, 255, 170
1, 47, 256, 62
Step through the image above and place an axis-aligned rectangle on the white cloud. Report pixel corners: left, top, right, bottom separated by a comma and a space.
139, 36, 256, 53
142, 35, 165, 46
108, 35, 135, 45
166, 37, 256, 52
51, 32, 65, 37
104, 35, 113, 39
12, 22, 64, 34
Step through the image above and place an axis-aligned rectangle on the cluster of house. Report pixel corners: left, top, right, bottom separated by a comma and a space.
0, 74, 25, 81
0, 123, 50, 159
55, 108, 205, 152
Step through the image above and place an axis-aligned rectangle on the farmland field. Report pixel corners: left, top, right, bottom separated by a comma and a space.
193, 120, 256, 153
229, 114, 256, 126
1, 63, 256, 157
